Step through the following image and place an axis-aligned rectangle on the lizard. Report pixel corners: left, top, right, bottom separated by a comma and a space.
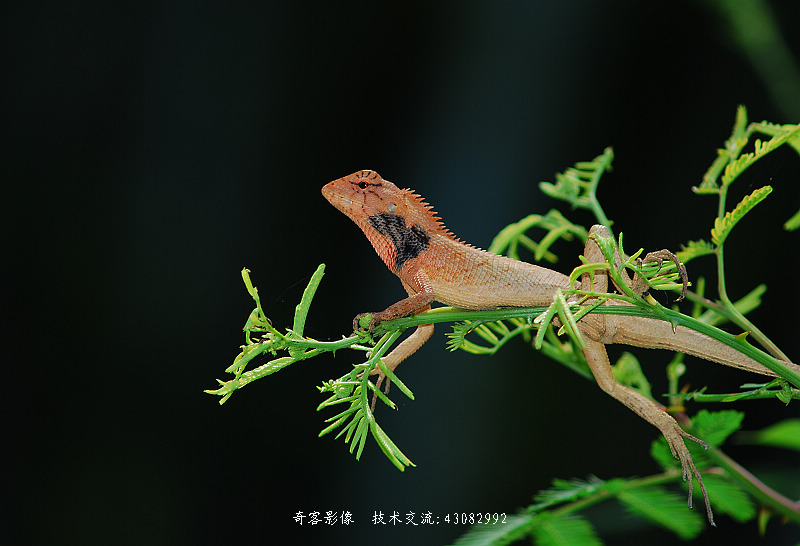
321, 169, 800, 525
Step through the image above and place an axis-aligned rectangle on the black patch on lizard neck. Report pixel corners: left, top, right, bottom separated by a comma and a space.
368, 212, 431, 271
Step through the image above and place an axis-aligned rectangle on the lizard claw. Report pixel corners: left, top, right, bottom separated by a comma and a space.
662, 426, 715, 525
369, 369, 391, 412
351, 346, 391, 412
353, 360, 391, 412
352, 311, 391, 410
353, 312, 378, 331
642, 249, 688, 302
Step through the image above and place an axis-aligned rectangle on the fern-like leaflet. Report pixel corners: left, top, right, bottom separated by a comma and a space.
711, 185, 773, 246
538, 147, 614, 229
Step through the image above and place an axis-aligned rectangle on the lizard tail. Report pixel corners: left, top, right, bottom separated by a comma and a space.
607, 316, 800, 378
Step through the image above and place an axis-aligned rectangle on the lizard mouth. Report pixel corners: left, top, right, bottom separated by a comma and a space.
321, 184, 362, 222
321, 184, 350, 206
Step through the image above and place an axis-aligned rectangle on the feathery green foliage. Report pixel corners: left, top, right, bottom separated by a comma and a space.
537, 147, 614, 231
529, 514, 603, 546
710, 185, 772, 246
488, 209, 587, 263
738, 418, 800, 451
618, 486, 705, 539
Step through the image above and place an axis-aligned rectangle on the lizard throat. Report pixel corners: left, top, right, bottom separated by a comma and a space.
367, 212, 431, 272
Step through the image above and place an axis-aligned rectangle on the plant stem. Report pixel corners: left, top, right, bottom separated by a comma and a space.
714, 187, 789, 361
683, 387, 800, 403
706, 446, 800, 523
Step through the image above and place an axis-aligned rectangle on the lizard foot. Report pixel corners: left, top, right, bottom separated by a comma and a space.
368, 366, 392, 412
353, 312, 378, 331
353, 307, 397, 331
660, 423, 715, 525
352, 312, 392, 410
641, 249, 688, 302
352, 363, 390, 412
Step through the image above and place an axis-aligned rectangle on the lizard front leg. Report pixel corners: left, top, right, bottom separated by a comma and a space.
578, 225, 714, 523
353, 289, 435, 331
354, 280, 435, 409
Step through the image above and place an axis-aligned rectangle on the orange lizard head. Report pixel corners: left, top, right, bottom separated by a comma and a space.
322, 170, 452, 272
322, 170, 449, 235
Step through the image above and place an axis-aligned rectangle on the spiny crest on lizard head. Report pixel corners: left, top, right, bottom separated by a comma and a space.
323, 170, 465, 243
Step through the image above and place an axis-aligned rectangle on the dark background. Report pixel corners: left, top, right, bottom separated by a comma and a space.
5, 1, 800, 544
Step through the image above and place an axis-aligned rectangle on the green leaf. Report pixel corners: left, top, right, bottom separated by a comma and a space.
696, 105, 749, 192
531, 514, 602, 546
776, 384, 793, 404
743, 418, 800, 451
728, 104, 749, 153
691, 409, 745, 447
376, 358, 415, 400
784, 209, 800, 232
696, 148, 732, 194
699, 474, 755, 523
225, 343, 266, 374
723, 123, 800, 186
696, 109, 800, 194
554, 290, 585, 350
711, 185, 772, 246
292, 263, 326, 336
749, 121, 800, 155
369, 418, 415, 470
473, 322, 500, 345
538, 147, 614, 226
728, 284, 766, 319
352, 413, 369, 458
677, 239, 715, 264
490, 213, 543, 257
531, 477, 606, 511
241, 267, 269, 327
449, 515, 531, 546
533, 302, 559, 350
617, 486, 704, 540
241, 267, 257, 297
447, 319, 533, 355
694, 283, 766, 327
446, 321, 475, 352
488, 209, 587, 263
203, 378, 241, 404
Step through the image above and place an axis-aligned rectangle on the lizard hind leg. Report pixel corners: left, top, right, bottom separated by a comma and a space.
581, 338, 715, 525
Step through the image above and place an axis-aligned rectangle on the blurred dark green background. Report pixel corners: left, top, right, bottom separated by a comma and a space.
5, 1, 800, 544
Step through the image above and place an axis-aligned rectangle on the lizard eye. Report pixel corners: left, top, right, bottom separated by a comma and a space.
358, 181, 368, 189
386, 202, 396, 214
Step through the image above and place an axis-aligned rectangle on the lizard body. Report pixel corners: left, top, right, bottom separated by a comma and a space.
322, 169, 800, 524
